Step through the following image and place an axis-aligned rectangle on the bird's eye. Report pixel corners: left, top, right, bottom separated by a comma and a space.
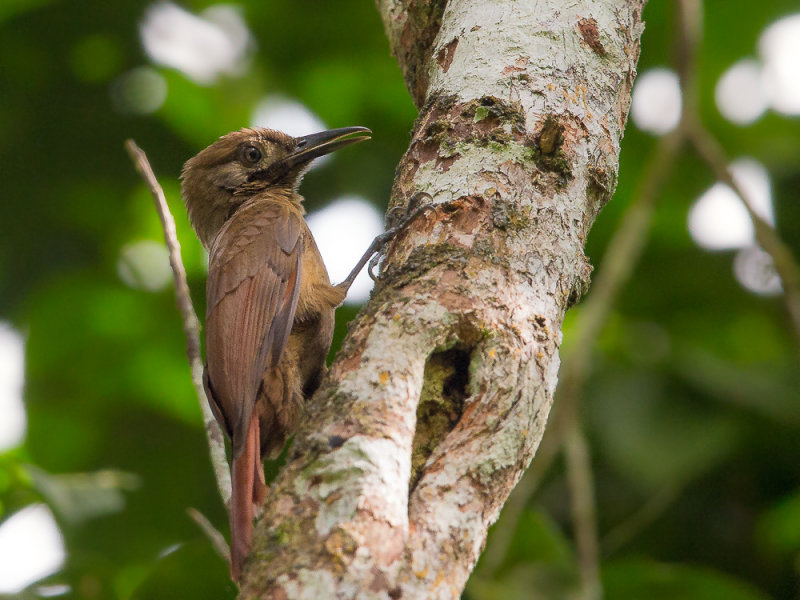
242, 145, 262, 164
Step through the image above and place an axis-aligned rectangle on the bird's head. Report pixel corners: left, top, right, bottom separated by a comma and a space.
181, 126, 370, 249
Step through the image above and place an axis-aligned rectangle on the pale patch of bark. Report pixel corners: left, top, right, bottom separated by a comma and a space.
240, 1, 646, 598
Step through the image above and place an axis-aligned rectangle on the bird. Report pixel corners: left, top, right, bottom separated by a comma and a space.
181, 126, 383, 580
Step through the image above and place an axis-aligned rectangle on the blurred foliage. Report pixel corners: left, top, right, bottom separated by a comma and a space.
0, 0, 799, 599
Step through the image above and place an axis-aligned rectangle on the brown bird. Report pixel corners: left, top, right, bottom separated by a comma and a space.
181, 126, 389, 580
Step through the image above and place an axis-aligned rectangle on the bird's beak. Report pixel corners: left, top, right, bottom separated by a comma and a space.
282, 126, 371, 168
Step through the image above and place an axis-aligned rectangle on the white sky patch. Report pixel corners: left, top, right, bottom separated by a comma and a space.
759, 14, 800, 115
110, 66, 167, 114
252, 96, 330, 168
251, 96, 327, 137
734, 246, 783, 296
688, 158, 773, 251
140, 3, 253, 85
715, 59, 768, 125
0, 505, 65, 594
201, 5, 252, 60
306, 198, 384, 305
117, 240, 173, 292
0, 322, 25, 451
630, 68, 682, 135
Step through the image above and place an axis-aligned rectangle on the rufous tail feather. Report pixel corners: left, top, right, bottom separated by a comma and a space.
229, 415, 258, 580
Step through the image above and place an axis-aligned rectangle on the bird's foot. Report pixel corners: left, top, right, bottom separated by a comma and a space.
335, 193, 435, 294
386, 192, 435, 230
367, 193, 435, 281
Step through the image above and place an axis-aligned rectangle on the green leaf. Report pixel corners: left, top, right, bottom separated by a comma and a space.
468, 510, 580, 600
469, 564, 580, 600
756, 489, 800, 555
603, 558, 771, 600
506, 509, 576, 568
587, 371, 741, 490
0, 0, 56, 24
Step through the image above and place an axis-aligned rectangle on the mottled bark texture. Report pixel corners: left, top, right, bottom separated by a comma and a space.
239, 1, 645, 597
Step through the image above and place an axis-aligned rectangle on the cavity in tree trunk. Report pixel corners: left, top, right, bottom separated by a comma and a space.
238, 1, 646, 597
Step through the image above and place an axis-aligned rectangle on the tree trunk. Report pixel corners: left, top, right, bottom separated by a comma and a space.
239, 0, 646, 597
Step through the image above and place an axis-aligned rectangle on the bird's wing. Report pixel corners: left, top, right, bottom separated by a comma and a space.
204, 200, 302, 458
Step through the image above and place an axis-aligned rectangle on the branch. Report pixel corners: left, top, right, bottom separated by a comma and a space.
124, 140, 232, 507
553, 3, 702, 589
558, 1, 800, 588
559, 133, 682, 409
475, 413, 561, 574
549, 130, 683, 599
484, 3, 798, 591
477, 133, 681, 582
239, 0, 647, 597
556, 2, 688, 430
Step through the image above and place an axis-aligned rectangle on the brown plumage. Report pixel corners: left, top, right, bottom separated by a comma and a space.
181, 126, 371, 580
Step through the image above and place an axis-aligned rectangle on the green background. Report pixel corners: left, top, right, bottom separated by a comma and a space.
1, 1, 799, 598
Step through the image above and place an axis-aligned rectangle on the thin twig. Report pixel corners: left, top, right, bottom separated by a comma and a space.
188, 507, 231, 561
124, 139, 232, 507
686, 123, 800, 343
675, 0, 702, 108
601, 482, 683, 556
564, 425, 600, 600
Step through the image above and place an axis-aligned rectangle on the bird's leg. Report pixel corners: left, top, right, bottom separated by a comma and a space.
335, 195, 434, 296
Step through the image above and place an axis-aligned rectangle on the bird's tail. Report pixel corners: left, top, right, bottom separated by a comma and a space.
229, 415, 267, 580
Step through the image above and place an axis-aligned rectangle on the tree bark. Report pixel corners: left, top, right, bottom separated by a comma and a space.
239, 1, 646, 597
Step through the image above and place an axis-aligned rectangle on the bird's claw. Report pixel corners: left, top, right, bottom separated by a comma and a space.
385, 204, 407, 227
367, 195, 435, 281
367, 253, 382, 282
386, 192, 435, 230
